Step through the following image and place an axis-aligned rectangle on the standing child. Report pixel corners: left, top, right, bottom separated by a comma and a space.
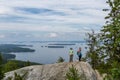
69, 48, 74, 62
77, 47, 82, 61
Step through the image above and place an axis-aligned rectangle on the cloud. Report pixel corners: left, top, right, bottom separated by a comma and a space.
0, 0, 108, 24
0, 23, 102, 35
0, 6, 12, 15
0, 0, 108, 41
0, 34, 5, 38
15, 7, 67, 16
49, 33, 58, 38
16, 8, 52, 14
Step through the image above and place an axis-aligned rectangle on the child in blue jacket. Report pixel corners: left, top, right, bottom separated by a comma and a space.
77, 47, 82, 61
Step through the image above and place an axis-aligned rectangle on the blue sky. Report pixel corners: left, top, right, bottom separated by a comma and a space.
0, 0, 108, 41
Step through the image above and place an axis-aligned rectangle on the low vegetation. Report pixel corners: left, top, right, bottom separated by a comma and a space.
7, 72, 28, 80
57, 56, 65, 63
66, 65, 86, 80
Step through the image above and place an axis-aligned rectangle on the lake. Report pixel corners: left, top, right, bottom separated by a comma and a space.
9, 41, 88, 64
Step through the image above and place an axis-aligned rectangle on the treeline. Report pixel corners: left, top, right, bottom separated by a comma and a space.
1, 54, 15, 62
85, 0, 120, 79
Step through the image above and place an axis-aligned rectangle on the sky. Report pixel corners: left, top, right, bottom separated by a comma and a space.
0, 0, 108, 41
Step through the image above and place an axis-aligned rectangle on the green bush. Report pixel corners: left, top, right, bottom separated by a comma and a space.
57, 57, 65, 63
66, 65, 86, 80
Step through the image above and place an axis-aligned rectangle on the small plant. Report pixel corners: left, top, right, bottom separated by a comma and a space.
14, 72, 24, 80
66, 65, 80, 80
57, 56, 65, 63
7, 77, 12, 80
7, 72, 28, 80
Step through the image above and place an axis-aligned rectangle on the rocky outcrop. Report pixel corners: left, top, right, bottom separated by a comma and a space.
3, 61, 102, 80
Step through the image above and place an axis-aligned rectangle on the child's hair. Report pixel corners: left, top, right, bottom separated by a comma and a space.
79, 47, 81, 51
70, 48, 73, 50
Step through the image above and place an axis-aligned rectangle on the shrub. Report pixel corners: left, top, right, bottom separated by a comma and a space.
66, 65, 86, 80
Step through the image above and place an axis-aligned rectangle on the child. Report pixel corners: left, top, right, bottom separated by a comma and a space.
69, 48, 74, 62
77, 47, 82, 61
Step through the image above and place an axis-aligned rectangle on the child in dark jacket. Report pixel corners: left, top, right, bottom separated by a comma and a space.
77, 47, 82, 61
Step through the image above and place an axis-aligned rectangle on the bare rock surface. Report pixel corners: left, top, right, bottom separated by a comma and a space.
4, 61, 102, 80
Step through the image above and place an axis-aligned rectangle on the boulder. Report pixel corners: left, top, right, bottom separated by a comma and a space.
3, 61, 102, 80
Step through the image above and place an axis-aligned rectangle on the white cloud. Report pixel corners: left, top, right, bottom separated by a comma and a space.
49, 33, 58, 38
0, 34, 5, 38
0, 23, 79, 32
0, 6, 15, 15
0, 0, 108, 25
0, 0, 108, 41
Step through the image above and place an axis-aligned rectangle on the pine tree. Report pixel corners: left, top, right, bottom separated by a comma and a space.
100, 0, 120, 79
66, 65, 80, 80
66, 65, 87, 80
85, 30, 101, 69
101, 0, 120, 63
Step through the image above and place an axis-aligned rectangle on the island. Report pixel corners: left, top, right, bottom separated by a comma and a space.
48, 46, 64, 48
0, 44, 35, 53
0, 44, 35, 61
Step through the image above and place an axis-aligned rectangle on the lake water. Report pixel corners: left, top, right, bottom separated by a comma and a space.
10, 41, 88, 64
